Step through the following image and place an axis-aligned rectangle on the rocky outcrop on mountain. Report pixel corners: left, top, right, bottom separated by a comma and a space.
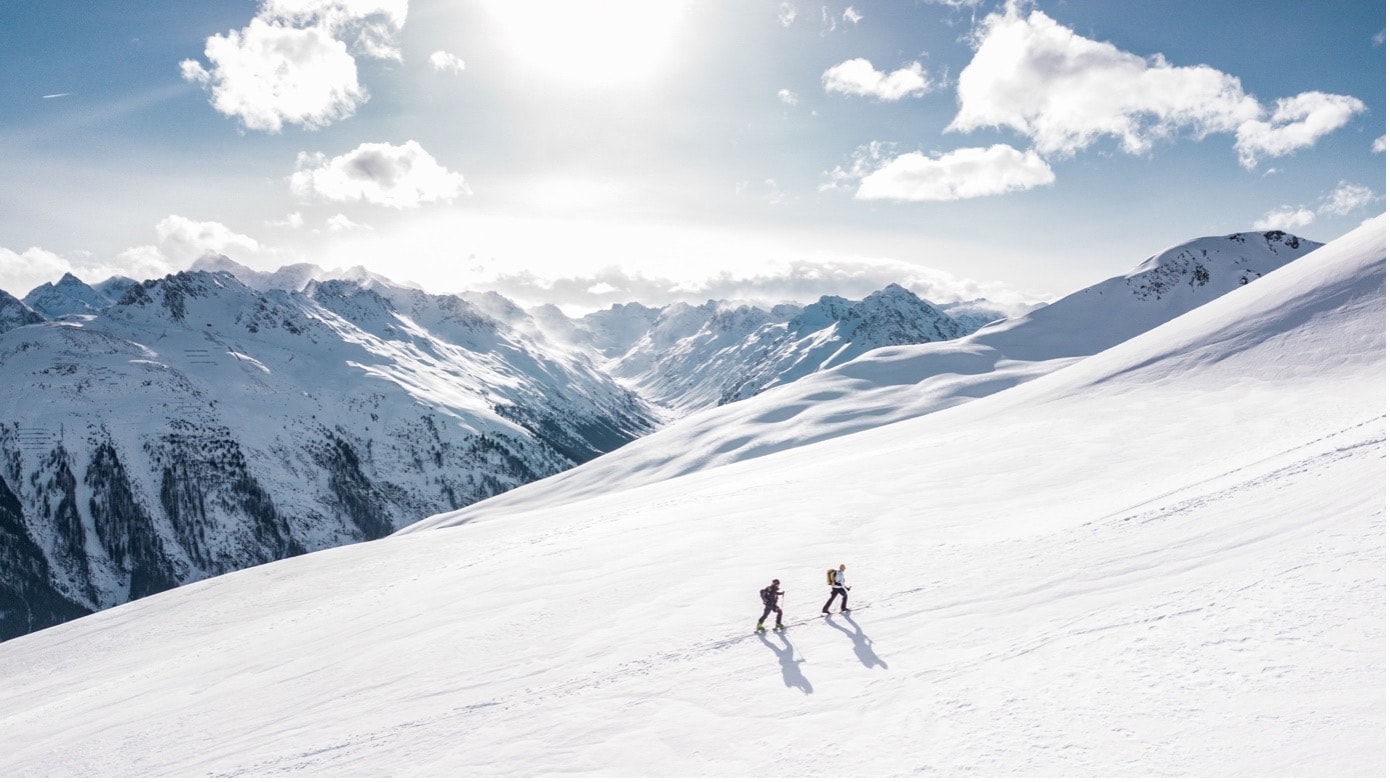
0, 450, 89, 641
0, 290, 44, 334
1125, 230, 1307, 301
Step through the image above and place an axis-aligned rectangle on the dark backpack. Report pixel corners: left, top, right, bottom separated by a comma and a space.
759, 585, 773, 603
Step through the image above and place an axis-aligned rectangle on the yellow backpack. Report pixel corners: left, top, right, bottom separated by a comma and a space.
826, 568, 836, 585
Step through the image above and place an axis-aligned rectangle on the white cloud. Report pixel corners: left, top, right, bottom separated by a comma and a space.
290, 140, 469, 209
778, 2, 797, 27
1234, 92, 1367, 169
181, 0, 406, 132
949, 5, 1363, 168
153, 215, 266, 264
1375, 135, 1386, 154
264, 0, 407, 59
1253, 206, 1316, 231
854, 144, 1055, 202
429, 50, 466, 74
0, 247, 81, 295
0, 243, 181, 296
822, 58, 932, 101
777, 88, 799, 106
180, 19, 364, 133
735, 178, 790, 206
821, 140, 894, 192
764, 179, 789, 206
268, 211, 306, 229
843, 6, 862, 24
811, 5, 834, 32
1247, 182, 1379, 234
326, 213, 370, 232
113, 245, 171, 273
109, 216, 292, 274
1318, 181, 1377, 216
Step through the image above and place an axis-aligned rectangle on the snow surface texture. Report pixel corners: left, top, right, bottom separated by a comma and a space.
0, 219, 1382, 775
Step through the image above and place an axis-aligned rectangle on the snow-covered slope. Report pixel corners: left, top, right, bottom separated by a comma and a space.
0, 270, 656, 639
408, 229, 1322, 520
0, 218, 1379, 776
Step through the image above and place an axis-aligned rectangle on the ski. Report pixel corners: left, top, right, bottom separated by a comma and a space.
752, 603, 867, 633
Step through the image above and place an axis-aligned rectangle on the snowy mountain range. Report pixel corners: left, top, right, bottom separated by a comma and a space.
564, 282, 971, 413
21, 272, 137, 319
406, 229, 1323, 514
0, 270, 657, 639
0, 217, 1379, 776
0, 261, 1002, 639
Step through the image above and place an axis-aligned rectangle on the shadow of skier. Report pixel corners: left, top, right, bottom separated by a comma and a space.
825, 612, 887, 669
758, 631, 813, 694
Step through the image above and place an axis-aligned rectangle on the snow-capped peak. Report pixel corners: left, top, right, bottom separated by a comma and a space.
21, 272, 115, 318
1123, 229, 1317, 300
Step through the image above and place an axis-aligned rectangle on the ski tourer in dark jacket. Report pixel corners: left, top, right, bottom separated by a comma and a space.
757, 579, 785, 631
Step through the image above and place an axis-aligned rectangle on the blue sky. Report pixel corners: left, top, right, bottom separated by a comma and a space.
0, 0, 1383, 312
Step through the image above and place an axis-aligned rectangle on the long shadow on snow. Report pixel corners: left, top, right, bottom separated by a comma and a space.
758, 631, 813, 694
824, 612, 887, 669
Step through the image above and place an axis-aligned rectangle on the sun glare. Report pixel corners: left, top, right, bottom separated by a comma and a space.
483, 0, 688, 88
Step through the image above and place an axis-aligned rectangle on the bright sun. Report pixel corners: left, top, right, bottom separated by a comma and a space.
483, 0, 689, 88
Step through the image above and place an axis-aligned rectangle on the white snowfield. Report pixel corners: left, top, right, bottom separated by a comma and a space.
0, 218, 1382, 776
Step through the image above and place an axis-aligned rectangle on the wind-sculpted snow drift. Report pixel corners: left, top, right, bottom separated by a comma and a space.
0, 217, 1380, 775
